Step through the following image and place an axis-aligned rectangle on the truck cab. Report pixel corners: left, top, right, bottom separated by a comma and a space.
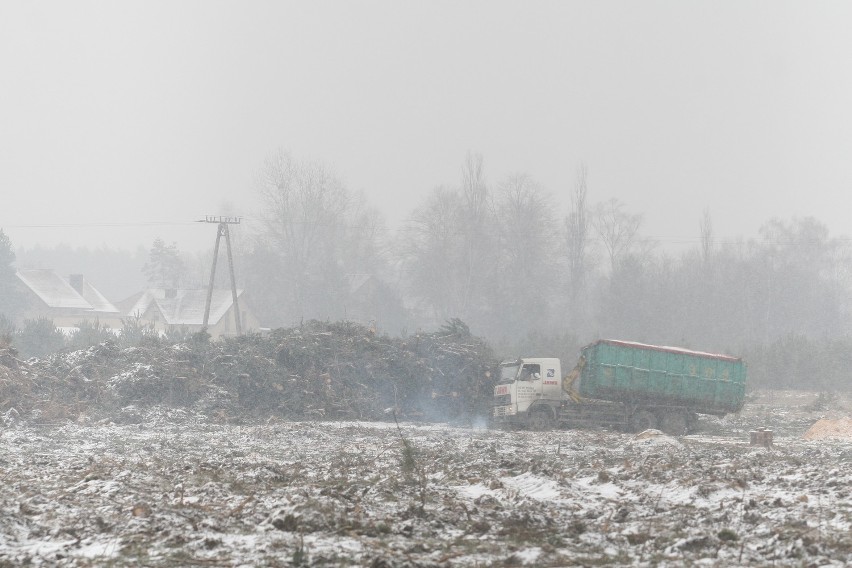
493, 357, 562, 427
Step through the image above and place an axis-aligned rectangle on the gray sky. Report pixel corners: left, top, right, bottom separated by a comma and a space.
2, 1, 851, 252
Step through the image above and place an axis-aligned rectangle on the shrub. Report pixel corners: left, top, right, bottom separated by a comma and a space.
66, 320, 116, 352
119, 315, 159, 346
15, 317, 65, 359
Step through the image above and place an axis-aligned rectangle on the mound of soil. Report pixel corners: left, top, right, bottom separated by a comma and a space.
803, 417, 852, 440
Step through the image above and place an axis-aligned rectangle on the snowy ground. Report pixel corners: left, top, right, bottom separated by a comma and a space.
0, 390, 850, 567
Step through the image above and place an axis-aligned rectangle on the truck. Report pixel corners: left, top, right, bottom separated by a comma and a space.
492, 339, 747, 433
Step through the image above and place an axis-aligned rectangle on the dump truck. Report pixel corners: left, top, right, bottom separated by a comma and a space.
492, 339, 747, 433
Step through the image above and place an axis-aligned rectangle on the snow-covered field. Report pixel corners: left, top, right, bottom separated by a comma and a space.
1, 391, 850, 567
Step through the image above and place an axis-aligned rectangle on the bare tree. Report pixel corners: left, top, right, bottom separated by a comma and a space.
495, 173, 553, 269
340, 191, 386, 276
256, 149, 349, 273
252, 149, 383, 324
400, 186, 467, 322
592, 198, 643, 273
459, 151, 493, 316
461, 151, 488, 223
754, 217, 843, 338
400, 152, 498, 330
564, 164, 590, 300
491, 173, 556, 336
699, 208, 714, 263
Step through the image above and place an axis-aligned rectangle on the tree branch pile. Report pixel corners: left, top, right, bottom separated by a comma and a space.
0, 319, 496, 424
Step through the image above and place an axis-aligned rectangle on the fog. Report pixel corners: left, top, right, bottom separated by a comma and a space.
2, 1, 851, 252
3, 7, 852, 563
4, 2, 852, 373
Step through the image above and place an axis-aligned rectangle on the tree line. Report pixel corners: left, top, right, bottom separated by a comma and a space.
4, 149, 852, 390
241, 149, 852, 390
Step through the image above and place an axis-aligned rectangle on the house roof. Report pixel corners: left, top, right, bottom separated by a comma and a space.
77, 279, 120, 313
127, 288, 244, 326
16, 269, 119, 313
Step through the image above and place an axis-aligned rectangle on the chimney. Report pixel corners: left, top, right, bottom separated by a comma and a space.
165, 288, 177, 299
69, 274, 84, 294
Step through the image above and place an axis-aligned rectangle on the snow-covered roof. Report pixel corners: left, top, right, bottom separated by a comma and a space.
128, 288, 244, 326
77, 279, 120, 313
16, 269, 119, 313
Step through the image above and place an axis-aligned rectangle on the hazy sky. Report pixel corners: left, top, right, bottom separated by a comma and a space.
2, 1, 851, 253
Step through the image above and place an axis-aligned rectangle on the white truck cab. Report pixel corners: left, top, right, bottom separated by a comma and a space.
492, 357, 563, 426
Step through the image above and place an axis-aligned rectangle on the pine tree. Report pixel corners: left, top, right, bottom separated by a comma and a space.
0, 230, 25, 319
143, 238, 184, 289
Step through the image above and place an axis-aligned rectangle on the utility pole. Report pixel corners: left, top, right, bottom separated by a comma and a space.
198, 215, 242, 335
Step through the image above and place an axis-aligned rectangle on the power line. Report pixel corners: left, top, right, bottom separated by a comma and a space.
5, 219, 851, 248
3, 221, 199, 229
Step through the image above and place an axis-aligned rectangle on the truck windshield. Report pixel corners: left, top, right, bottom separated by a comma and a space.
499, 364, 520, 383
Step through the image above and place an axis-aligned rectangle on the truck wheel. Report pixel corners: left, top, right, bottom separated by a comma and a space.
629, 410, 657, 432
686, 412, 699, 430
659, 412, 688, 435
528, 408, 555, 431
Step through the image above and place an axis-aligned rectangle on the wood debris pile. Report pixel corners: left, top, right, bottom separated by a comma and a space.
0, 319, 496, 424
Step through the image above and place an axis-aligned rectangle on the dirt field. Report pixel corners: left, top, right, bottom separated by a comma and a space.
0, 390, 850, 567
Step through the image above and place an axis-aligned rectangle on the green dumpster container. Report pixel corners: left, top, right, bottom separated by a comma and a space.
578, 339, 746, 415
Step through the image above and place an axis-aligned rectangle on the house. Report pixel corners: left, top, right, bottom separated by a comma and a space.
15, 269, 122, 329
120, 288, 259, 339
